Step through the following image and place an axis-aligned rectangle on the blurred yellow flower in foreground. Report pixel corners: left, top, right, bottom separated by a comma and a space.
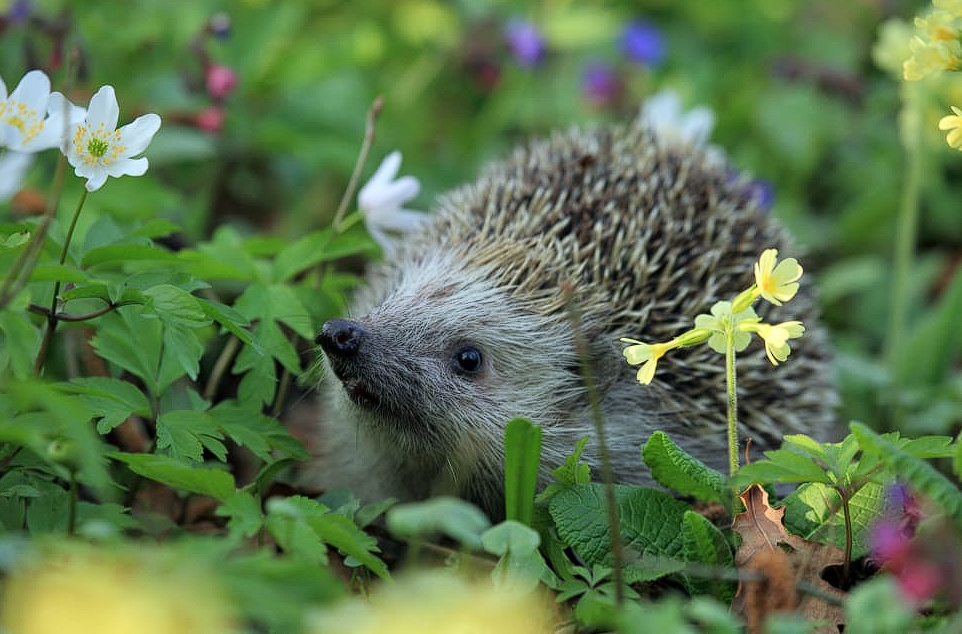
939, 106, 962, 148
0, 542, 237, 634
307, 570, 554, 634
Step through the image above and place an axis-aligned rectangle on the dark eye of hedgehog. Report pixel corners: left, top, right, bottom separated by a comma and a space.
452, 346, 483, 376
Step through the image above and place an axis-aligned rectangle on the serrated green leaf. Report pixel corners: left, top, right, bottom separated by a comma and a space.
681, 510, 735, 601
156, 410, 227, 463
143, 284, 210, 329
386, 496, 491, 550
210, 405, 308, 461
264, 503, 329, 565
267, 284, 314, 339
0, 310, 41, 379
782, 481, 887, 558
901, 436, 955, 459
734, 448, 833, 486
109, 451, 235, 501
504, 418, 542, 527
198, 298, 261, 352
62, 377, 151, 434
851, 422, 962, 527
132, 218, 180, 239
62, 282, 112, 302
642, 431, 730, 504
216, 491, 265, 539
307, 511, 390, 580
783, 434, 831, 463
157, 323, 204, 390
90, 308, 161, 394
271, 229, 374, 282
549, 484, 689, 583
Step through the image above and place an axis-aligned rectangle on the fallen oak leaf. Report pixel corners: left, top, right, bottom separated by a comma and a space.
732, 484, 846, 634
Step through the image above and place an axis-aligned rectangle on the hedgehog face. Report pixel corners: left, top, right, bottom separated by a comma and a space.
317, 253, 586, 457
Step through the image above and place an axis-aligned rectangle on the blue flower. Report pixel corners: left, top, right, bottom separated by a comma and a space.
581, 63, 621, 106
620, 19, 665, 66
504, 19, 545, 67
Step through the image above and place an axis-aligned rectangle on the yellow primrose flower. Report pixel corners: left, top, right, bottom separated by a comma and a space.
939, 106, 962, 148
307, 570, 553, 634
740, 320, 805, 366
904, 36, 962, 80
936, 0, 962, 16
693, 301, 759, 354
872, 18, 915, 78
0, 542, 237, 634
753, 248, 802, 306
621, 338, 677, 384
915, 10, 960, 42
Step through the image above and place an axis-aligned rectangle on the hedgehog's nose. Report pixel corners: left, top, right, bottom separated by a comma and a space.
316, 318, 365, 358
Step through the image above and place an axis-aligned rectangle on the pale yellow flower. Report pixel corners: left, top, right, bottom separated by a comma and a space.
872, 18, 915, 78
307, 570, 553, 634
915, 10, 959, 42
904, 35, 962, 80
694, 301, 759, 354
753, 249, 802, 306
621, 338, 676, 384
740, 320, 805, 366
936, 0, 962, 17
0, 542, 237, 634
939, 106, 962, 148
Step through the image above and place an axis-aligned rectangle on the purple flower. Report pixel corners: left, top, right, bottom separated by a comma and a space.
746, 179, 775, 211
504, 19, 545, 67
208, 12, 231, 39
581, 63, 622, 107
620, 19, 665, 66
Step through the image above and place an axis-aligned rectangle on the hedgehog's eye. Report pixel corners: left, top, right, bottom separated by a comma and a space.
452, 346, 483, 376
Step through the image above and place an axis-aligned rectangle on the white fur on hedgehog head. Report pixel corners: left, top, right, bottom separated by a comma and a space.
331, 248, 587, 462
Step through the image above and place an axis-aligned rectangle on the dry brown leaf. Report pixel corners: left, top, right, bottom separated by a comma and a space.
732, 484, 847, 634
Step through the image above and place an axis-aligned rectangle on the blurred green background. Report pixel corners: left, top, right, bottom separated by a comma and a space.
1, 0, 960, 437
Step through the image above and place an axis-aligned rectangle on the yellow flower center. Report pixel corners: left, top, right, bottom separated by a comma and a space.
1, 100, 44, 144
73, 123, 126, 166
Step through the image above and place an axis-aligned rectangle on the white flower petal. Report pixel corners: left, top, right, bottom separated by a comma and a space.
361, 175, 420, 213
679, 107, 715, 145
640, 89, 716, 146
370, 208, 429, 233
0, 151, 33, 202
0, 73, 7, 101
86, 86, 119, 131
117, 113, 161, 157
9, 70, 52, 114
84, 170, 108, 192
48, 92, 87, 125
364, 222, 397, 256
104, 156, 148, 178
367, 151, 402, 188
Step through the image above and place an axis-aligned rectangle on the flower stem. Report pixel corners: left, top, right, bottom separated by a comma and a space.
885, 83, 922, 424
332, 96, 383, 232
726, 327, 739, 477
33, 188, 89, 376
840, 489, 853, 584
0, 154, 68, 310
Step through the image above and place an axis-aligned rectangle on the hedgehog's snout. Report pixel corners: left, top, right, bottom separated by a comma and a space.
316, 318, 365, 359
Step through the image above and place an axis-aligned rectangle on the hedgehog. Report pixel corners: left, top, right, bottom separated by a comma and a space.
313, 113, 837, 520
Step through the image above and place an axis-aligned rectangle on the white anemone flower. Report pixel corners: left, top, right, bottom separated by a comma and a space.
0, 151, 33, 202
64, 85, 161, 192
640, 90, 717, 146
358, 151, 429, 256
0, 69, 72, 153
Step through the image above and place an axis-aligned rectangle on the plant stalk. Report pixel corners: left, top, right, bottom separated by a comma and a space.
726, 328, 739, 477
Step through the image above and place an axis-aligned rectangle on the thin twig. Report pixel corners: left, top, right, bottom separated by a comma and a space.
28, 301, 132, 322
563, 281, 624, 605
331, 95, 383, 231
204, 335, 242, 402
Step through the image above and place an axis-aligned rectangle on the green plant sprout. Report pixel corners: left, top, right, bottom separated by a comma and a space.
621, 248, 805, 476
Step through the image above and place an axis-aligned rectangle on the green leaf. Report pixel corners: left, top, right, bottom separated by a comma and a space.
143, 284, 211, 329
132, 218, 180, 239
0, 310, 41, 380
61, 282, 111, 302
386, 496, 491, 550
549, 484, 689, 583
157, 323, 205, 390
851, 422, 962, 527
198, 298, 261, 352
82, 243, 175, 267
216, 491, 265, 539
28, 263, 90, 283
482, 520, 557, 591
893, 264, 962, 386
537, 436, 591, 503
62, 377, 151, 434
733, 448, 833, 487
782, 481, 887, 558
110, 451, 236, 501
642, 431, 730, 505
680, 510, 735, 601
90, 308, 161, 394
156, 410, 227, 463
264, 497, 329, 566
306, 511, 390, 580
211, 405, 309, 461
271, 229, 374, 282
503, 418, 542, 527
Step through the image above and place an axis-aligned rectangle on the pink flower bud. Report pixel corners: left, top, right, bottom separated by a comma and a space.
205, 64, 238, 100
195, 106, 225, 134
